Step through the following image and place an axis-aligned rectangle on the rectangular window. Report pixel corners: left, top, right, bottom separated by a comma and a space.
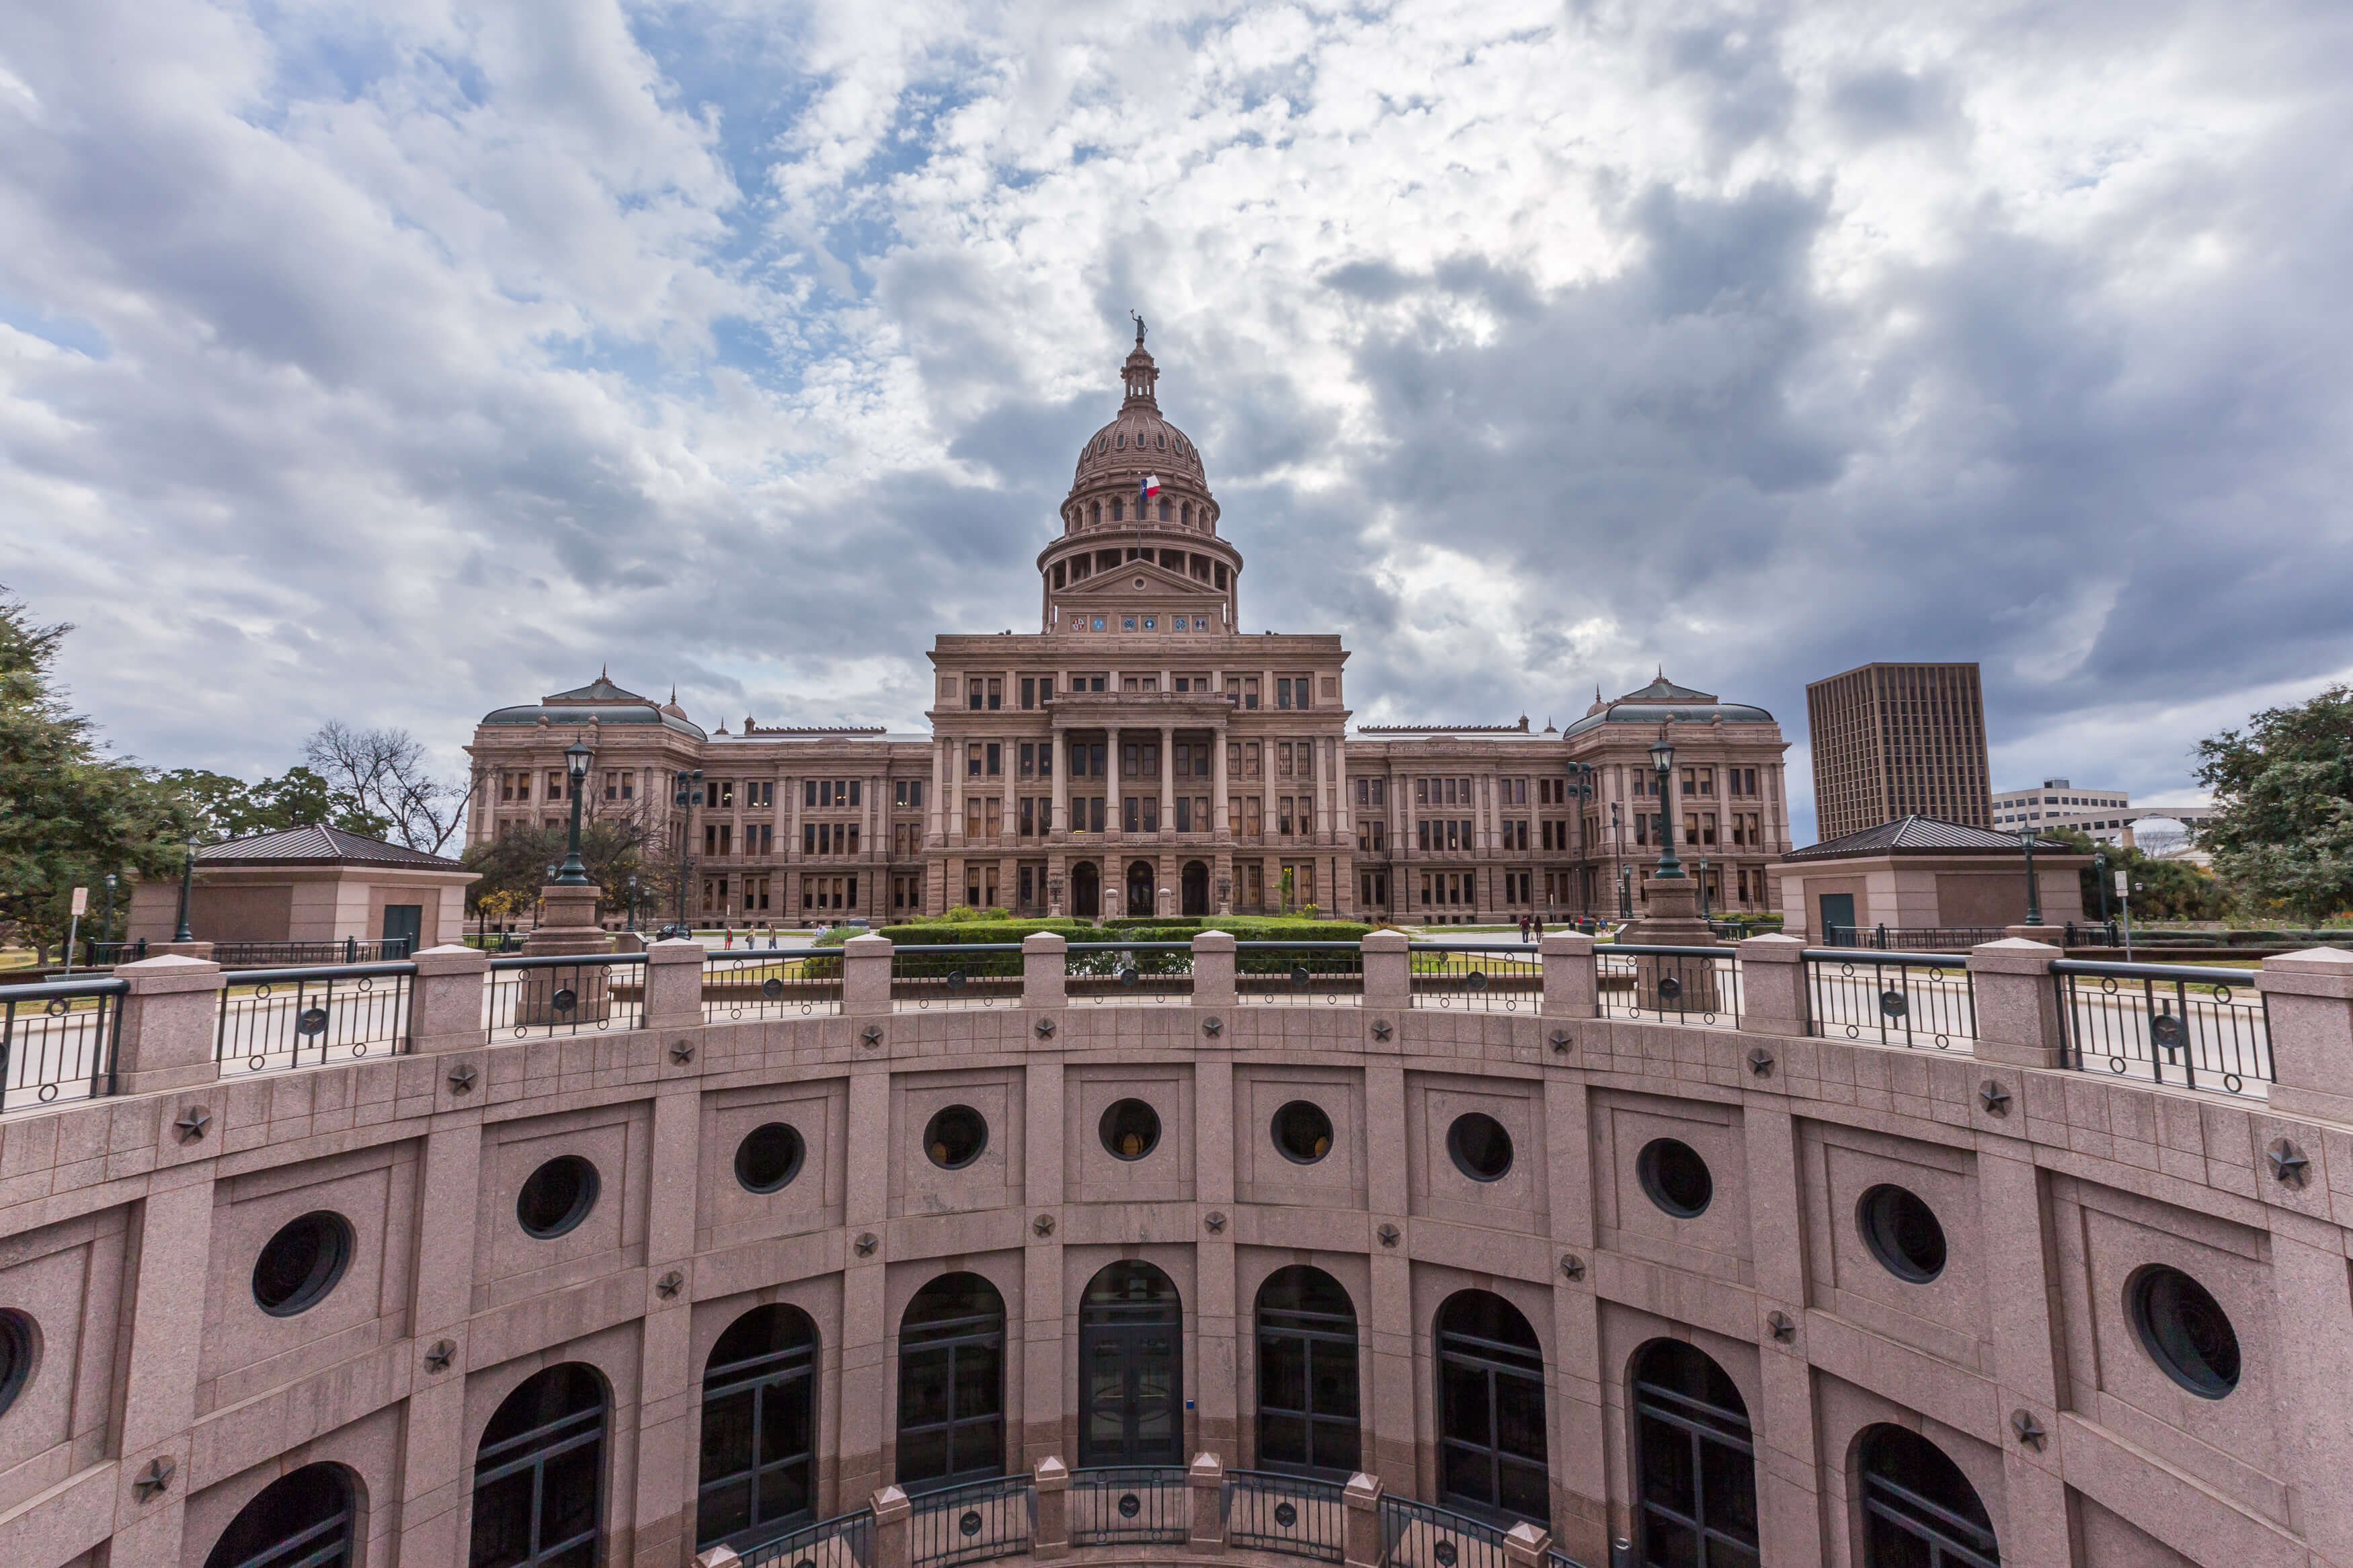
1176, 797, 1192, 832
1088, 796, 1105, 831
986, 742, 1002, 776
969, 744, 983, 778
1019, 743, 1035, 778
1292, 676, 1312, 710
967, 798, 982, 839
987, 678, 1002, 710
1022, 677, 1036, 709
1040, 677, 1055, 702
969, 679, 984, 711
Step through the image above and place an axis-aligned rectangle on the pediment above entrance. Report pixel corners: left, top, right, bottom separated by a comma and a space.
1061, 560, 1219, 599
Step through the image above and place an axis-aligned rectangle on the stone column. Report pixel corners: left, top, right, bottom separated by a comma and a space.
1539, 932, 1597, 1019
1160, 725, 1174, 844
641, 938, 707, 1032
1050, 726, 1070, 844
106, 1166, 216, 1567
1105, 728, 1123, 848
1361, 929, 1410, 1011
1213, 731, 1232, 913
1742, 1105, 1825, 1567
1735, 934, 1809, 1037
1342, 1473, 1385, 1568
1187, 1452, 1225, 1546
869, 1486, 911, 1568
1966, 938, 2065, 1069
114, 955, 225, 1096
407, 944, 489, 1053
1023, 932, 1068, 1010
1501, 1522, 1553, 1568
1033, 1459, 1070, 1549
842, 934, 893, 1018
2257, 947, 2353, 1124
1191, 930, 1237, 1012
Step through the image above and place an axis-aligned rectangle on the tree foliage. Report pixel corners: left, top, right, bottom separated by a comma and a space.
0, 592, 192, 957
303, 720, 467, 854
159, 766, 393, 843
461, 800, 673, 922
2049, 830, 2227, 923
2194, 685, 2353, 923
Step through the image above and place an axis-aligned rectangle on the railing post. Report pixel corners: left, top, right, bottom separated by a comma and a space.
1734, 934, 1808, 1036
641, 938, 707, 1031
114, 954, 225, 1096
1361, 930, 1410, 1009
407, 944, 489, 1053
1343, 1473, 1384, 1568
1191, 930, 1236, 1012
1966, 938, 2067, 1069
870, 1485, 912, 1568
1035, 1456, 1070, 1550
692, 1546, 740, 1568
1024, 931, 1069, 1010
1540, 932, 1597, 1018
1188, 1452, 1226, 1546
843, 934, 894, 1017
2258, 948, 2353, 1124
1503, 1521, 1554, 1568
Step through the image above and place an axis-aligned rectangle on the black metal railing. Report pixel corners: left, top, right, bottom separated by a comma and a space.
210, 938, 414, 967
0, 977, 125, 1110
891, 945, 1025, 1010
1544, 1548, 1596, 1568
702, 952, 843, 1022
910, 1474, 1035, 1568
732, 1505, 874, 1568
83, 939, 147, 966
1378, 1494, 1508, 1568
1827, 925, 2008, 952
1238, 942, 1364, 1005
2053, 960, 2272, 1095
485, 954, 646, 1040
1224, 1470, 1345, 1562
1597, 944, 1741, 1027
1406, 944, 1539, 1012
2061, 921, 2123, 948
1067, 1467, 1190, 1546
1066, 942, 1194, 1004
1804, 951, 1977, 1050
215, 962, 413, 1074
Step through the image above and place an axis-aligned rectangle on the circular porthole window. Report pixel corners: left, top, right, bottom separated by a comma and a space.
925, 1106, 989, 1169
251, 1210, 354, 1317
1099, 1099, 1161, 1161
0, 1311, 38, 1417
2127, 1264, 2240, 1397
1445, 1113, 1514, 1182
1636, 1138, 1714, 1218
516, 1155, 601, 1239
1857, 1185, 1947, 1282
734, 1122, 805, 1194
1271, 1100, 1334, 1164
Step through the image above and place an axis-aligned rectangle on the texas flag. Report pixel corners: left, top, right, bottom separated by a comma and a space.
1138, 474, 1162, 510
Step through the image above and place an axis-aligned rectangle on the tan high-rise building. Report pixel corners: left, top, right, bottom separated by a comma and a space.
1805, 661, 1991, 841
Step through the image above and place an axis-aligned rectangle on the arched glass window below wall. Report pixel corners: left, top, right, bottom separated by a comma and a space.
1632, 1339, 1759, 1567
204, 1464, 356, 1568
1078, 1261, 1183, 1467
897, 1273, 1008, 1492
1434, 1290, 1549, 1524
469, 1364, 608, 1568
697, 1304, 820, 1551
1858, 1424, 2000, 1567
1254, 1266, 1360, 1479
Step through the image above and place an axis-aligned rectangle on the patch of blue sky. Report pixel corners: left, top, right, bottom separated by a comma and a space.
0, 294, 109, 359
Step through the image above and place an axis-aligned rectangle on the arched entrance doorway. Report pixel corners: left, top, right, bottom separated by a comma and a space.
1632, 1340, 1759, 1566
1858, 1425, 2000, 1566
204, 1463, 356, 1568
1070, 862, 1101, 918
1127, 860, 1158, 918
1435, 1291, 1548, 1524
897, 1273, 1007, 1492
1254, 1266, 1361, 1478
697, 1304, 819, 1551
1078, 1261, 1183, 1467
470, 1363, 607, 1568
1182, 861, 1209, 917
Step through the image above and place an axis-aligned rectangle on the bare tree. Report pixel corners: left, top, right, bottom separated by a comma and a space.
303, 720, 468, 854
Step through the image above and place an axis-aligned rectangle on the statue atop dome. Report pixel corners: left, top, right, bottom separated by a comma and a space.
1131, 309, 1146, 346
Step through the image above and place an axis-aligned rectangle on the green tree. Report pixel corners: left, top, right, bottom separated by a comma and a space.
2051, 831, 2227, 923
0, 592, 192, 959
461, 801, 670, 924
2194, 686, 2353, 923
158, 765, 392, 842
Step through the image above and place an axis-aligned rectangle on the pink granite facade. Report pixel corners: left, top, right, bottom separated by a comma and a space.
0, 937, 2347, 1567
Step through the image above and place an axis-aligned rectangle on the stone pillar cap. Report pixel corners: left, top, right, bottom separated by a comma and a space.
1022, 931, 1069, 952
844, 934, 895, 955
116, 954, 225, 991
647, 937, 706, 959
1734, 933, 1805, 962
1343, 1473, 1384, 1507
1539, 932, 1595, 956
1033, 1456, 1070, 1487
1966, 937, 2061, 973
412, 943, 490, 975
1191, 929, 1236, 951
1361, 928, 1408, 952
870, 1483, 910, 1519
1189, 1452, 1224, 1480
2258, 947, 2353, 997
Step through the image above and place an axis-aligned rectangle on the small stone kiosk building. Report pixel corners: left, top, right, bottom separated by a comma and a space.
125, 825, 475, 953
1775, 814, 2089, 942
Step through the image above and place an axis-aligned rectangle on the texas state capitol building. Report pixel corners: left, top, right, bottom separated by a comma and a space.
469, 334, 1793, 923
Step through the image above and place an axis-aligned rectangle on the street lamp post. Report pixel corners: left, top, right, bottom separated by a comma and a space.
2018, 827, 2044, 925
626, 875, 640, 932
2093, 850, 2112, 932
553, 741, 595, 886
674, 768, 704, 930
1650, 726, 1685, 880
1560, 761, 1595, 923
100, 873, 116, 952
1610, 802, 1629, 918
1698, 857, 1711, 917
173, 836, 198, 943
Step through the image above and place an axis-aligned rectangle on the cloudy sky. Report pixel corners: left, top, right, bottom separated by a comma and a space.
5, 0, 2348, 839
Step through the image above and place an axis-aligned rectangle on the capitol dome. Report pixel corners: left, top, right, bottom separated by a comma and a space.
1070, 337, 1207, 488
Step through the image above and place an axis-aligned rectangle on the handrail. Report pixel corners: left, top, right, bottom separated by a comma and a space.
2051, 958, 2260, 984
1607, 942, 1724, 958
0, 976, 129, 1001
487, 952, 648, 971
224, 960, 417, 987
1800, 948, 1970, 966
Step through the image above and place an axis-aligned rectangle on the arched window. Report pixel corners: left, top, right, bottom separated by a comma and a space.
1090, 502, 1101, 525
1632, 1340, 1759, 1566
1080, 1261, 1183, 1467
1158, 497, 1171, 521
698, 1305, 819, 1551
1111, 498, 1125, 522
471, 1364, 607, 1568
898, 1273, 1006, 1491
1858, 1426, 1999, 1567
1181, 503, 1192, 526
1254, 1266, 1359, 1478
205, 1464, 356, 1568
1435, 1291, 1548, 1524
